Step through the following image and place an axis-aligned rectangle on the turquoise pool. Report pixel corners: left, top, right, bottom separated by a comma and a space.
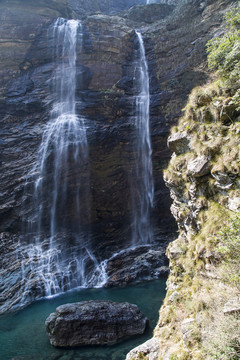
0, 279, 167, 360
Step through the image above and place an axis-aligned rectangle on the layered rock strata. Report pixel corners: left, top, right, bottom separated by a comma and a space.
0, 0, 174, 313
0, 0, 235, 315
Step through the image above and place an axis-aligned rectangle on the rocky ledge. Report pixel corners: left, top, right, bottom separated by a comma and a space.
126, 337, 161, 360
45, 300, 148, 347
105, 245, 169, 287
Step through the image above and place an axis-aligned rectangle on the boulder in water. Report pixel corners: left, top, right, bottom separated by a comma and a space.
45, 300, 148, 347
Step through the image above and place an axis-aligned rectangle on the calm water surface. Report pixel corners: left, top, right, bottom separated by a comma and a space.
0, 279, 166, 360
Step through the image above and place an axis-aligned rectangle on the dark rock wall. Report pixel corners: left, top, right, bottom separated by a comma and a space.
69, 0, 145, 17
138, 0, 235, 236
0, 3, 175, 241
0, 2, 57, 232
0, 0, 235, 312
143, 0, 234, 129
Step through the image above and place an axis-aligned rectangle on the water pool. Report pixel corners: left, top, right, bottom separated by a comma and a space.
0, 278, 166, 360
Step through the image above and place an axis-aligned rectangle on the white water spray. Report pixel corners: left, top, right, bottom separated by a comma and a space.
21, 18, 107, 301
131, 31, 154, 246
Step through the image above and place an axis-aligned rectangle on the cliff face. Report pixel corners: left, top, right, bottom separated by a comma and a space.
69, 0, 144, 16
140, 23, 240, 360
0, 0, 235, 315
0, 0, 174, 313
125, 1, 240, 360
0, 2, 175, 237
153, 80, 240, 360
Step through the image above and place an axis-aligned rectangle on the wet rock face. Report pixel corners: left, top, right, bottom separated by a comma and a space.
0, 0, 69, 89
0, 0, 233, 313
0, 4, 174, 313
0, 3, 233, 228
125, 3, 175, 24
0, 232, 170, 314
105, 245, 169, 287
0, 233, 23, 314
45, 300, 148, 346
144, 0, 234, 130
69, 0, 145, 17
0, 5, 174, 238
0, 12, 134, 234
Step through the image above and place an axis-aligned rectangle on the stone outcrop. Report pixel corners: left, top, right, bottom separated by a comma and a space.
152, 42, 240, 357
187, 155, 210, 177
223, 298, 240, 315
126, 338, 161, 360
45, 300, 148, 347
105, 244, 169, 287
181, 318, 197, 344
167, 132, 190, 155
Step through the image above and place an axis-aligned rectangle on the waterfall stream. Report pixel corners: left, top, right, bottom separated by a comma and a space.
131, 31, 154, 246
20, 18, 107, 303
16, 22, 157, 310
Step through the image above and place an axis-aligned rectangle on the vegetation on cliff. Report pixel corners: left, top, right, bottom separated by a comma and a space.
207, 2, 240, 110
155, 3, 240, 360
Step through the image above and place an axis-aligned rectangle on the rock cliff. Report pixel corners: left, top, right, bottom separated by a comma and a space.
152, 80, 240, 360
126, 6, 240, 357
0, 0, 174, 313
125, 1, 240, 360
0, 0, 236, 325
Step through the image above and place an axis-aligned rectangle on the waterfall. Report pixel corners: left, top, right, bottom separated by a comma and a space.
146, 0, 158, 4
41, 18, 88, 240
21, 18, 106, 302
131, 31, 154, 246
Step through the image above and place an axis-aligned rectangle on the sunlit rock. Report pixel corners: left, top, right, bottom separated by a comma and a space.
126, 337, 160, 360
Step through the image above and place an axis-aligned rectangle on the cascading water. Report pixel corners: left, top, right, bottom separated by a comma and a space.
146, 0, 158, 4
146, 0, 157, 4
131, 31, 154, 246
20, 18, 106, 303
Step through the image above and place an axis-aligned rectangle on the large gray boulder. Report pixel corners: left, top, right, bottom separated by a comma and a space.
45, 300, 148, 347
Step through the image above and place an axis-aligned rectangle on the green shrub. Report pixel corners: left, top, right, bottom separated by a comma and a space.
218, 214, 240, 288
207, 2, 240, 110
206, 314, 240, 360
207, 2, 240, 82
